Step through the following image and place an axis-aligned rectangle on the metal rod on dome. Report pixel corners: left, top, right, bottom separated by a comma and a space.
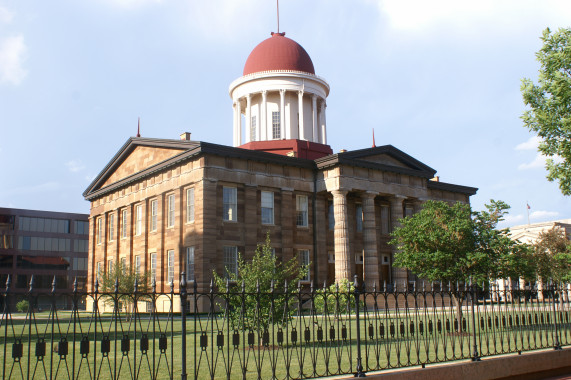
277, 0, 280, 33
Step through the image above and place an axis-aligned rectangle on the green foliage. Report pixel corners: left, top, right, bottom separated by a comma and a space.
533, 227, 571, 283
313, 279, 360, 314
16, 299, 29, 313
521, 27, 571, 195
98, 260, 151, 311
213, 233, 308, 331
389, 200, 532, 284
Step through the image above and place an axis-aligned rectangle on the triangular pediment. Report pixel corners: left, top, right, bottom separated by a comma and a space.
84, 137, 199, 198
352, 153, 414, 169
101, 145, 185, 188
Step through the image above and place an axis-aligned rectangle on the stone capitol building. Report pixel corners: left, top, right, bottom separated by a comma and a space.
84, 31, 477, 309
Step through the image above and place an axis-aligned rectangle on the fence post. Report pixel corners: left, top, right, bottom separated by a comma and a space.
551, 282, 562, 350
470, 277, 481, 361
353, 275, 366, 377
180, 272, 187, 380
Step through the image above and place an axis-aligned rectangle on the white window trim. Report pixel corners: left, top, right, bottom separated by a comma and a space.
150, 199, 158, 232
186, 246, 195, 282
167, 194, 175, 228
167, 249, 175, 285
296, 195, 308, 227
186, 188, 195, 224
108, 214, 115, 241
135, 205, 143, 236
223, 187, 237, 222
261, 191, 274, 225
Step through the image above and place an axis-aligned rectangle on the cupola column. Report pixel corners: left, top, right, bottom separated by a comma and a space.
320, 102, 327, 145
232, 101, 239, 146
261, 91, 267, 141
332, 190, 351, 282
312, 94, 318, 143
245, 94, 252, 143
298, 91, 305, 140
279, 89, 286, 139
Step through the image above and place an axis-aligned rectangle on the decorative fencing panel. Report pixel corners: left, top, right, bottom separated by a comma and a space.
1, 275, 570, 379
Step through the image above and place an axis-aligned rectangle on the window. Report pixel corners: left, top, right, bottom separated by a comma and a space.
223, 187, 237, 222
108, 259, 114, 274
261, 191, 274, 225
186, 247, 195, 282
96, 262, 102, 280
299, 250, 310, 281
167, 250, 175, 285
121, 209, 128, 238
74, 239, 88, 253
186, 188, 195, 223
108, 214, 115, 241
74, 220, 89, 235
150, 253, 157, 283
150, 200, 158, 231
167, 194, 175, 228
381, 205, 390, 235
120, 257, 126, 274
356, 204, 363, 232
97, 218, 102, 244
135, 205, 142, 236
296, 195, 308, 227
404, 204, 414, 218
328, 201, 334, 230
272, 111, 280, 139
250, 115, 256, 141
223, 246, 238, 279
135, 255, 141, 275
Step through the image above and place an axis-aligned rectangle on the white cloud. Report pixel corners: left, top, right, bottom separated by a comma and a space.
518, 153, 546, 170
370, 0, 571, 33
515, 136, 541, 151
530, 210, 559, 220
501, 213, 524, 226
0, 35, 27, 85
66, 160, 85, 173
0, 6, 14, 24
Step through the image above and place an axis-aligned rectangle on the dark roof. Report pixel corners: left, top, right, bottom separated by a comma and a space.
84, 138, 477, 200
427, 180, 478, 196
316, 145, 437, 179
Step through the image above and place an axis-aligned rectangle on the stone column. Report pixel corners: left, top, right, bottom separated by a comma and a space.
362, 192, 379, 290
390, 195, 407, 285
298, 90, 305, 140
312, 94, 318, 143
332, 190, 351, 282
261, 90, 267, 141
244, 185, 258, 260
245, 94, 251, 143
279, 89, 286, 139
236, 100, 242, 145
320, 102, 327, 145
233, 101, 238, 146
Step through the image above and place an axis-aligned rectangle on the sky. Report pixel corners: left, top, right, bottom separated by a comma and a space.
0, 0, 570, 228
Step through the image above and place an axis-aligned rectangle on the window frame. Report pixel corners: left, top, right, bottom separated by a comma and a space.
299, 249, 310, 282
150, 253, 157, 283
186, 188, 195, 223
223, 187, 237, 222
135, 205, 143, 236
186, 246, 195, 282
223, 246, 238, 279
135, 255, 141, 275
150, 199, 158, 232
121, 209, 128, 239
272, 111, 280, 139
355, 204, 363, 233
296, 195, 308, 227
167, 194, 175, 228
261, 191, 274, 225
167, 249, 175, 285
108, 214, 115, 241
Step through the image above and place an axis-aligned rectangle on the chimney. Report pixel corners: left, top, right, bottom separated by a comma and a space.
180, 132, 191, 141
430, 176, 440, 182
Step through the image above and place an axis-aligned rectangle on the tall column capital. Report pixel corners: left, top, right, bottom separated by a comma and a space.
261, 90, 267, 99
362, 191, 377, 200
279, 88, 286, 95
331, 189, 349, 197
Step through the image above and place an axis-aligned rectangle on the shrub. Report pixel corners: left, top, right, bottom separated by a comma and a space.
16, 299, 29, 313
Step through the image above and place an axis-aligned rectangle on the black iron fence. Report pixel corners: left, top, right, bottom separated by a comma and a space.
1, 274, 570, 379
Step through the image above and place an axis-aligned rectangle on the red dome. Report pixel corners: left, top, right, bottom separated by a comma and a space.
243, 33, 315, 76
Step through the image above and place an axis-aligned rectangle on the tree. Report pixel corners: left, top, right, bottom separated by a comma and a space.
533, 227, 571, 284
389, 200, 532, 331
213, 233, 308, 333
98, 260, 151, 313
521, 27, 571, 195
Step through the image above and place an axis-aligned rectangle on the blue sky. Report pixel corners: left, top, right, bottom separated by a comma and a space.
0, 0, 570, 228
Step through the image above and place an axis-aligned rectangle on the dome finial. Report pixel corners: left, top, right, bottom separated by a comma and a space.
276, 0, 280, 34
137, 117, 141, 137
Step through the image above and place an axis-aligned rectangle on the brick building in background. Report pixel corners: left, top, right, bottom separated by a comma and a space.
0, 207, 89, 309
83, 32, 477, 311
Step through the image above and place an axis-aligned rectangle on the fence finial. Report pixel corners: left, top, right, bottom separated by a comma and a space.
29, 274, 35, 293
180, 272, 186, 289
5, 274, 10, 292
134, 277, 138, 293
73, 277, 78, 293
52, 276, 57, 294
